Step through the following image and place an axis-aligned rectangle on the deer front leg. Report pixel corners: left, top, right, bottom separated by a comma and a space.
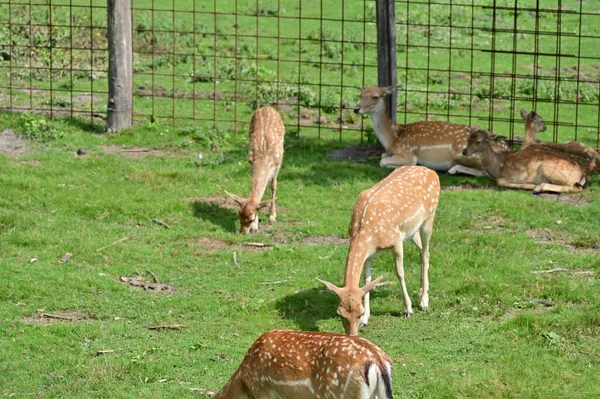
447, 164, 486, 177
418, 217, 434, 311
379, 153, 417, 169
360, 259, 373, 328
268, 164, 281, 223
393, 242, 413, 317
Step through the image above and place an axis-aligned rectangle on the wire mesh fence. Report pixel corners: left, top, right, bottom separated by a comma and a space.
0, 0, 599, 148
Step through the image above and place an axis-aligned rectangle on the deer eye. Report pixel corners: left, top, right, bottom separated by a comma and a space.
372, 96, 379, 100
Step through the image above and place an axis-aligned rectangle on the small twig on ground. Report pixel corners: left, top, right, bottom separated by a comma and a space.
148, 325, 186, 330
377, 281, 397, 287
121, 148, 152, 153
146, 270, 160, 284
523, 297, 556, 307
244, 242, 272, 247
532, 268, 567, 274
96, 350, 114, 355
258, 280, 288, 285
233, 252, 240, 268
573, 270, 595, 276
42, 313, 73, 321
318, 254, 332, 260
151, 218, 171, 229
96, 237, 128, 252
58, 253, 72, 263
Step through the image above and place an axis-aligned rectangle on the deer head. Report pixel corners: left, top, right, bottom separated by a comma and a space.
354, 85, 397, 115
225, 191, 273, 234
318, 276, 383, 336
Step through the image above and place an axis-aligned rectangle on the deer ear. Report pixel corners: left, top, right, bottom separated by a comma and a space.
317, 278, 341, 295
357, 86, 365, 92
384, 85, 397, 95
225, 191, 247, 207
519, 108, 528, 120
258, 198, 275, 210
361, 275, 384, 295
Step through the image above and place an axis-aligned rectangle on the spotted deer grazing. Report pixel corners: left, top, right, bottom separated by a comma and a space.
354, 85, 508, 175
520, 108, 600, 174
318, 166, 440, 336
463, 129, 587, 194
214, 329, 393, 399
226, 106, 285, 233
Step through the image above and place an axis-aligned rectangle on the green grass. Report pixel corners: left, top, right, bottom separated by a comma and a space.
0, 109, 599, 398
1, 0, 600, 397
1, 0, 600, 147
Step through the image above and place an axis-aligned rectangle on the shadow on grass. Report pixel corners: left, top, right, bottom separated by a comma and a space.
191, 200, 237, 233
275, 285, 397, 332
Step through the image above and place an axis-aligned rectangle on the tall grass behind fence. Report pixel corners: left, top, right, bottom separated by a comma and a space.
0, 0, 599, 148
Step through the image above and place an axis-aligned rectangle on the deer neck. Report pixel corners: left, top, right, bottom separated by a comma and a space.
249, 161, 271, 201
343, 237, 372, 287
479, 142, 505, 179
523, 123, 537, 146
369, 104, 398, 153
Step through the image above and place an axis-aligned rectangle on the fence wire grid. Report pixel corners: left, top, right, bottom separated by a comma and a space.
1, 0, 599, 148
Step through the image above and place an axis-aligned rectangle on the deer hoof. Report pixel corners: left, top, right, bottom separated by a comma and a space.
404, 312, 413, 318
268, 216, 276, 224
359, 322, 367, 328
419, 305, 428, 312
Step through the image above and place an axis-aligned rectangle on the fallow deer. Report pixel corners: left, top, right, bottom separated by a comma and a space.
354, 85, 508, 176
318, 166, 440, 336
520, 108, 600, 174
214, 329, 393, 399
226, 106, 285, 233
463, 129, 587, 194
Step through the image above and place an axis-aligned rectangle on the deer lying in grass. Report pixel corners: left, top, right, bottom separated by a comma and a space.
214, 329, 393, 399
319, 166, 440, 336
354, 85, 508, 175
463, 129, 587, 194
226, 107, 285, 233
520, 108, 600, 174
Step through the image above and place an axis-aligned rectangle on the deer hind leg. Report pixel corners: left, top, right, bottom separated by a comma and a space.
533, 182, 583, 194
393, 241, 413, 318
379, 153, 417, 169
417, 216, 434, 312
360, 259, 373, 328
496, 178, 537, 192
268, 164, 281, 223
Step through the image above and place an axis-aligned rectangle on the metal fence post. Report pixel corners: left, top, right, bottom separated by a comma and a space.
376, 0, 397, 122
107, 0, 133, 132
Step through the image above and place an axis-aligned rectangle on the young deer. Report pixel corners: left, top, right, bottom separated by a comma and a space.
226, 107, 285, 233
520, 108, 600, 174
463, 129, 587, 194
214, 329, 393, 399
318, 166, 440, 336
354, 85, 508, 175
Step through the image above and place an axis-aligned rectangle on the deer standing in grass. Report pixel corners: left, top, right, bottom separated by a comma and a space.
226, 107, 285, 234
520, 108, 600, 174
354, 86, 508, 175
463, 129, 587, 194
214, 329, 393, 399
319, 166, 440, 336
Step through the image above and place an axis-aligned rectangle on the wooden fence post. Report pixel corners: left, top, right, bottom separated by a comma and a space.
107, 0, 133, 132
376, 0, 397, 122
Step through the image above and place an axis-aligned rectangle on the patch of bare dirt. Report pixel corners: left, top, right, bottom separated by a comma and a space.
526, 228, 599, 255
328, 144, 384, 162
22, 310, 92, 324
72, 93, 105, 103
303, 236, 350, 246
186, 237, 231, 254
0, 128, 29, 156
119, 275, 177, 292
442, 184, 497, 192
102, 145, 168, 159
533, 192, 592, 206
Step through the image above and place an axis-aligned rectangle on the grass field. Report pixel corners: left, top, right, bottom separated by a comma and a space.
1, 1, 600, 398
1, 0, 600, 146
0, 106, 599, 398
